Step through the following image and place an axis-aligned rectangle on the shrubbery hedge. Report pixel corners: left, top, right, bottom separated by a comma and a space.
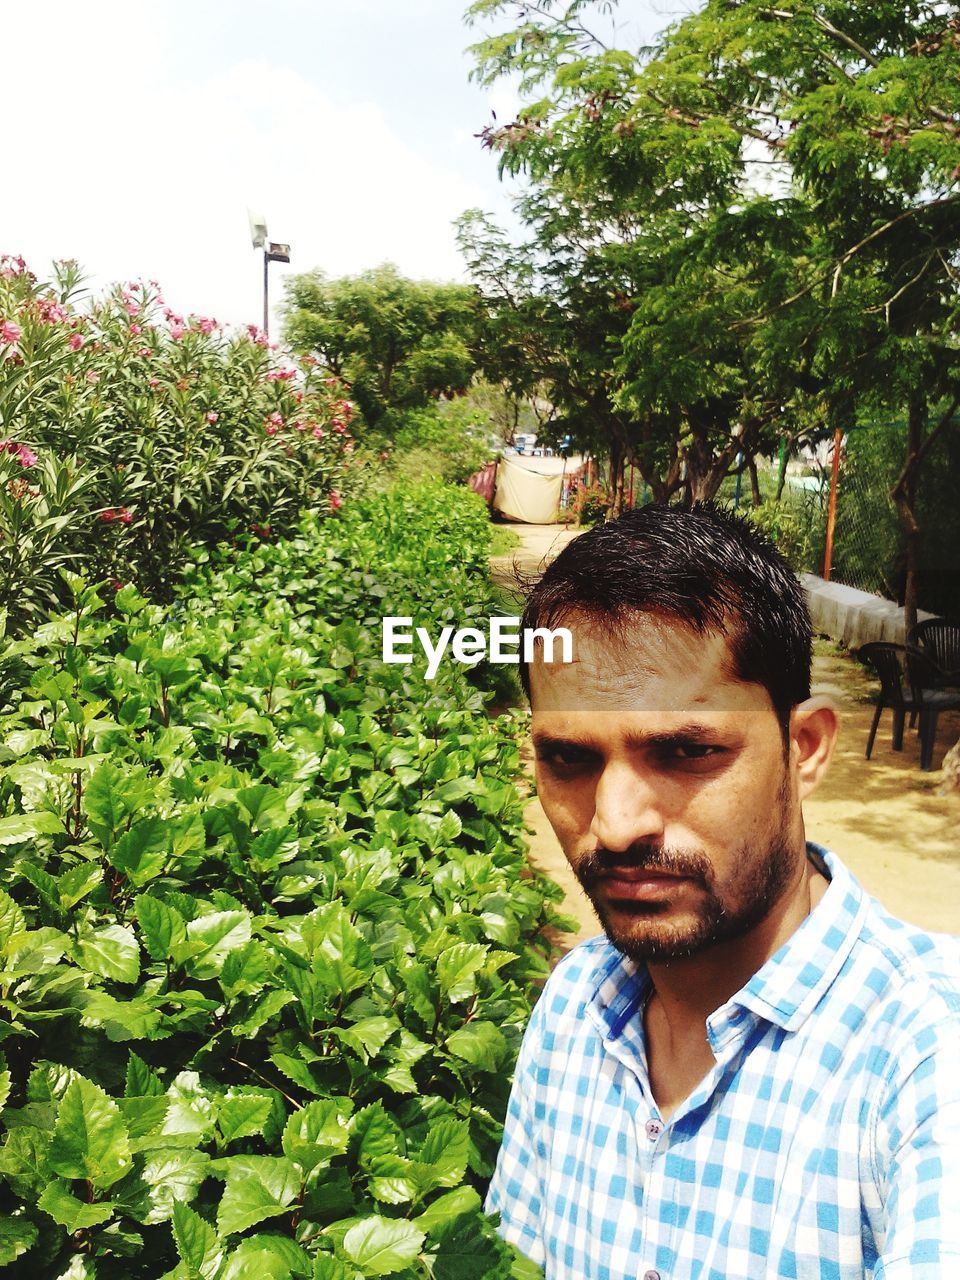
0, 481, 559, 1279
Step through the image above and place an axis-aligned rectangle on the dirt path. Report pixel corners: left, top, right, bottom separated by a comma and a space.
496, 522, 960, 946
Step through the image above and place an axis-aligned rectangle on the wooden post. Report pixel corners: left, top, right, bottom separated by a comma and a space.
823, 428, 843, 581
629, 463, 635, 508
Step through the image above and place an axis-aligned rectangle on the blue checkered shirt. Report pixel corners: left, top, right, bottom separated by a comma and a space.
487, 845, 960, 1279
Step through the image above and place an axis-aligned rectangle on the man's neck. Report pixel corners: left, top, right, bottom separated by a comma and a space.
642, 853, 830, 1119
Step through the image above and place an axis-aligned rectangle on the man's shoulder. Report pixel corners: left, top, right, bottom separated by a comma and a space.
856, 891, 960, 1015
818, 848, 960, 1042
529, 932, 639, 1031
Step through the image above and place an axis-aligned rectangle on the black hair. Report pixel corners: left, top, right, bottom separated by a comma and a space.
520, 502, 812, 734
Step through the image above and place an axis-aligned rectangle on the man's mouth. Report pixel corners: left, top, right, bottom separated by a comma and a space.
595, 866, 692, 900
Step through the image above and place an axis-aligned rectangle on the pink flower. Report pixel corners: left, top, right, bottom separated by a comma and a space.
329, 491, 342, 511
265, 424, 279, 436
38, 298, 68, 324
130, 322, 142, 335
125, 300, 140, 317
206, 411, 219, 424
68, 333, 83, 351
344, 441, 354, 453
312, 425, 324, 439
169, 322, 186, 341
1, 441, 38, 468
117, 507, 133, 525
85, 369, 100, 384
268, 412, 283, 427
293, 389, 304, 403
148, 376, 160, 388
137, 346, 153, 358
294, 420, 307, 432
332, 420, 346, 434
196, 316, 217, 334
0, 255, 27, 278
1, 320, 21, 345
99, 509, 116, 523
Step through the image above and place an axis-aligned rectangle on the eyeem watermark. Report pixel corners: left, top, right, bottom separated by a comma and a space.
382, 616, 573, 681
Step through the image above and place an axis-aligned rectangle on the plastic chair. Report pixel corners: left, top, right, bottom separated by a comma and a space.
859, 643, 960, 771
907, 619, 960, 686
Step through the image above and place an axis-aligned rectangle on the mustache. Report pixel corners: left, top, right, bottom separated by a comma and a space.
576, 844, 712, 887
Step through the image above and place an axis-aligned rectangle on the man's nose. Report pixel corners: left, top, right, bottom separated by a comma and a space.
590, 761, 666, 853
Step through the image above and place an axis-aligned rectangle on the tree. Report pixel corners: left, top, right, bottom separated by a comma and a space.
282, 264, 483, 430
463, 0, 960, 623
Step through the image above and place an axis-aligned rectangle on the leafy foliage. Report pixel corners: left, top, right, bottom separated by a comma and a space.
282, 266, 482, 432
0, 481, 559, 1278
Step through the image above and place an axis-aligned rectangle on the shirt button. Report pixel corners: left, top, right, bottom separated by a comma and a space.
644, 1119, 662, 1140
643, 1271, 661, 1280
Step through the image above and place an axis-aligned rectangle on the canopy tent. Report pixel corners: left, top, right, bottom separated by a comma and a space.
491, 453, 584, 524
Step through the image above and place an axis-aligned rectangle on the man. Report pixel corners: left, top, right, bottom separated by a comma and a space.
486, 504, 959, 1280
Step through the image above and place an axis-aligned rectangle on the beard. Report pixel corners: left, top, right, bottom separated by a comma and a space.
573, 779, 798, 964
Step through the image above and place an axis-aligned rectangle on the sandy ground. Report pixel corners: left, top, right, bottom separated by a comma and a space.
494, 522, 960, 946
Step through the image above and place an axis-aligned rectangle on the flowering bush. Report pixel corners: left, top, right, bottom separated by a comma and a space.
570, 478, 610, 527
0, 256, 357, 630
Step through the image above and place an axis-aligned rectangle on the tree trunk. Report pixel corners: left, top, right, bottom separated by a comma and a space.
749, 456, 762, 507
607, 438, 626, 517
891, 394, 925, 639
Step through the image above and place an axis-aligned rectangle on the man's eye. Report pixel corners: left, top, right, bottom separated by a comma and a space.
537, 745, 597, 769
660, 743, 723, 763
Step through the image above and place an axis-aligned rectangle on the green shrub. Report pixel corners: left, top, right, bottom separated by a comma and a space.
0, 481, 558, 1278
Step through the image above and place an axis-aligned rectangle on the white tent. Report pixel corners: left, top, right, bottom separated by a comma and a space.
493, 454, 584, 524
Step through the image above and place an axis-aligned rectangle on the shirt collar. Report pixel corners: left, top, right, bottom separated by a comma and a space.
725, 843, 867, 1035
586, 844, 868, 1051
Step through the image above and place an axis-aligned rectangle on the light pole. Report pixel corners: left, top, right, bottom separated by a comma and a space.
248, 210, 291, 338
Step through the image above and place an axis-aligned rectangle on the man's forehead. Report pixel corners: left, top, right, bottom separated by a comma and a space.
527, 609, 759, 716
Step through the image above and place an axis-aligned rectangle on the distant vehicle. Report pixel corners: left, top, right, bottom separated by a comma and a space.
513, 433, 536, 454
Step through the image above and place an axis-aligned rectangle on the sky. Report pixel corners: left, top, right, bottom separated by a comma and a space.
3, 1, 680, 331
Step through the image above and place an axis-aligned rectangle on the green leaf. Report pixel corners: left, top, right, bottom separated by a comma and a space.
135, 895, 187, 961
0, 1214, 38, 1265
341, 1216, 425, 1276
121, 1149, 210, 1225
282, 1098, 351, 1175
110, 817, 170, 886
125, 1051, 164, 1098
445, 1021, 508, 1072
74, 924, 141, 984
57, 863, 103, 909
414, 1186, 482, 1237
48, 1077, 132, 1189
418, 1118, 470, 1186
38, 1181, 115, 1232
171, 1201, 223, 1279
215, 1156, 301, 1236
184, 911, 252, 979
0, 890, 26, 950
217, 1092, 275, 1144
436, 943, 488, 1002
222, 1235, 312, 1279
0, 811, 66, 846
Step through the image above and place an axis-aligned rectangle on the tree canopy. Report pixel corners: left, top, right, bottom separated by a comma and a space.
282, 264, 483, 429
460, 0, 960, 618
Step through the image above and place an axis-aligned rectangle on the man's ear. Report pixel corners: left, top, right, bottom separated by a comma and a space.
789, 696, 840, 802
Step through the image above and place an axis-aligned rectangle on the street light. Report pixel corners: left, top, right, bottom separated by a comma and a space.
248, 210, 291, 338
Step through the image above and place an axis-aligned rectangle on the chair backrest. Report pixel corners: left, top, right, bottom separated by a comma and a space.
903, 645, 945, 704
858, 643, 909, 707
908, 619, 960, 672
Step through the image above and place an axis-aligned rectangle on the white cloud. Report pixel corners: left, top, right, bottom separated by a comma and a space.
2, 6, 503, 330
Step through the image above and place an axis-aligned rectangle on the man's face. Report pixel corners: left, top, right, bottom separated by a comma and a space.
529, 611, 806, 964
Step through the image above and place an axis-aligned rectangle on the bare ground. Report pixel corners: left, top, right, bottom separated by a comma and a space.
493, 522, 960, 947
